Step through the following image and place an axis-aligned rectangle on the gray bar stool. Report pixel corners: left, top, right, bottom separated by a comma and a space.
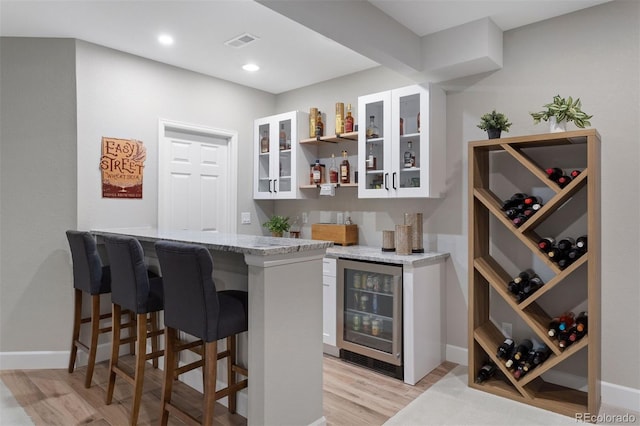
103, 234, 164, 425
66, 230, 134, 388
155, 240, 248, 426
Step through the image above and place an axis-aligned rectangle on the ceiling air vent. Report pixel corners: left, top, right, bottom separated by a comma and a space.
224, 33, 259, 48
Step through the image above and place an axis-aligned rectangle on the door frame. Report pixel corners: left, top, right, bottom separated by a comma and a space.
158, 118, 238, 233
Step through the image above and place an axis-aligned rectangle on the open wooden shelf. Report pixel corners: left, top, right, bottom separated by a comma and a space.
468, 129, 601, 419
299, 131, 358, 144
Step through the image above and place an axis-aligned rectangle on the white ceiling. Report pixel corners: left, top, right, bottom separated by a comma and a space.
0, 0, 611, 94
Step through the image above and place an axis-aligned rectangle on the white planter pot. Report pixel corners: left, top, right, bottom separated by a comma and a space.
549, 116, 567, 133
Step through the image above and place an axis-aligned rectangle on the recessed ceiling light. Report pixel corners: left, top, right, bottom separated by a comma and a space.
242, 63, 260, 72
158, 34, 174, 46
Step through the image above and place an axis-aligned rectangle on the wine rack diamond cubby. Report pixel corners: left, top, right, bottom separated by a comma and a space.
468, 129, 601, 419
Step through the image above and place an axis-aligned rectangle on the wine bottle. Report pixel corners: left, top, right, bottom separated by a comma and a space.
558, 312, 575, 331
496, 338, 515, 360
570, 169, 581, 178
344, 104, 354, 133
557, 257, 573, 270
547, 247, 567, 262
531, 347, 551, 366
538, 237, 556, 253
557, 237, 576, 252
513, 339, 533, 361
523, 196, 542, 206
567, 248, 585, 260
575, 311, 588, 333
516, 276, 543, 302
548, 317, 561, 337
315, 111, 325, 137
569, 325, 587, 343
545, 167, 563, 182
475, 361, 497, 383
558, 330, 573, 349
512, 215, 528, 228
340, 150, 350, 184
576, 235, 588, 251
557, 175, 572, 188
505, 208, 520, 219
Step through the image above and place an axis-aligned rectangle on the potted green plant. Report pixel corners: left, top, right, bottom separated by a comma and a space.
263, 215, 290, 237
477, 110, 512, 139
530, 95, 593, 132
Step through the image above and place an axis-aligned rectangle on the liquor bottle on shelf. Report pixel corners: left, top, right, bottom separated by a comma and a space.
545, 167, 563, 182
557, 174, 572, 188
570, 169, 582, 178
399, 117, 404, 136
576, 235, 588, 251
315, 111, 324, 137
475, 361, 497, 383
404, 141, 416, 168
279, 123, 287, 150
260, 130, 270, 153
366, 145, 377, 170
344, 103, 354, 133
312, 160, 322, 185
309, 107, 318, 138
335, 102, 344, 135
496, 338, 515, 360
340, 150, 350, 184
366, 115, 379, 139
329, 153, 339, 184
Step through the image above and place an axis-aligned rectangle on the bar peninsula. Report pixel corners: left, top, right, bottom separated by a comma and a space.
92, 227, 332, 426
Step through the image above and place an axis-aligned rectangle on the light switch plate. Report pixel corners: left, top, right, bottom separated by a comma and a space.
241, 212, 251, 224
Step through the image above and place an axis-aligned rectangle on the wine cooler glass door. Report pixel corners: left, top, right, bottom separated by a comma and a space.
337, 259, 403, 366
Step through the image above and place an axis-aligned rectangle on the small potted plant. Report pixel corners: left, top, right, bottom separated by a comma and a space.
263, 215, 290, 237
477, 110, 512, 139
530, 94, 593, 132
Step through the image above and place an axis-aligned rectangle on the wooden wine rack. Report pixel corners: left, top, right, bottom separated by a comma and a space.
468, 129, 601, 418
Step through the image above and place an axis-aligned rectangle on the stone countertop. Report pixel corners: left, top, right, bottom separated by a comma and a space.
91, 228, 333, 257
325, 245, 449, 266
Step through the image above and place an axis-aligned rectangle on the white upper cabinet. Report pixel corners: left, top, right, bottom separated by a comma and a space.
358, 84, 446, 199
253, 111, 310, 199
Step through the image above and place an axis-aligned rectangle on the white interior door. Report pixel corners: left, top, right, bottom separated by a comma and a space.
159, 120, 237, 233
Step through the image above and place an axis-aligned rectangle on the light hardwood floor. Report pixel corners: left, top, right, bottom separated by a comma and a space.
0, 355, 457, 425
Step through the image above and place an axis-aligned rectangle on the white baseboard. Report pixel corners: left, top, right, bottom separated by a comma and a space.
446, 344, 640, 413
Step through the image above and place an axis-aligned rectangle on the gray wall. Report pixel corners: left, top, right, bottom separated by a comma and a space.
274, 1, 640, 391
0, 38, 78, 351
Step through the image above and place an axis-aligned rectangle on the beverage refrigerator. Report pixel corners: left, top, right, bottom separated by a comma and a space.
337, 258, 403, 379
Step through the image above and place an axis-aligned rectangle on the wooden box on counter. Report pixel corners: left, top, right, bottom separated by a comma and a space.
311, 224, 358, 246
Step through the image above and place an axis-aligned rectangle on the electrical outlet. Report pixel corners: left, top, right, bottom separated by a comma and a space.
302, 212, 308, 224
501, 322, 512, 338
241, 212, 251, 224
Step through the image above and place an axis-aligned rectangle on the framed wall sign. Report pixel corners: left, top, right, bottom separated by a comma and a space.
100, 137, 146, 199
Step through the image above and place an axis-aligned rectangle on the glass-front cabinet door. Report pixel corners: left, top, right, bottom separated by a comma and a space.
253, 111, 306, 199
358, 84, 445, 199
337, 259, 403, 366
358, 91, 392, 198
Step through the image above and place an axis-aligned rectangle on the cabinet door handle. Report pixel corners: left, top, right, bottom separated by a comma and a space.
268, 179, 273, 193
384, 173, 389, 190
392, 172, 397, 190
274, 179, 278, 193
